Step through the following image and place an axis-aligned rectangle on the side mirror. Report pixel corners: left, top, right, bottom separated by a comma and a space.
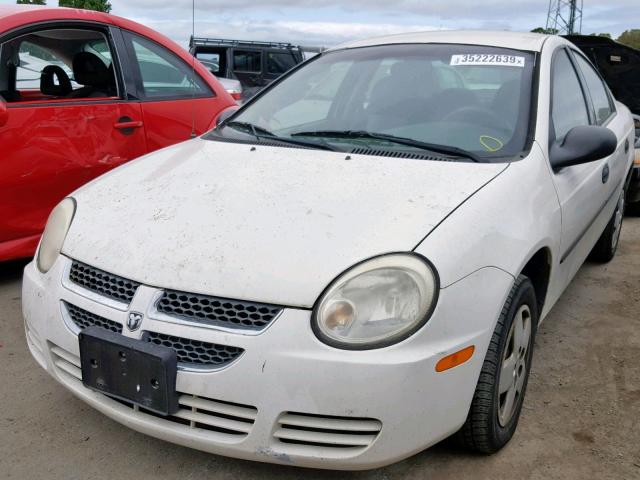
0, 98, 8, 128
215, 106, 240, 127
550, 125, 617, 170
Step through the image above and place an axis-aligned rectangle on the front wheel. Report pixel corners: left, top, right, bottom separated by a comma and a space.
454, 275, 538, 453
590, 189, 625, 263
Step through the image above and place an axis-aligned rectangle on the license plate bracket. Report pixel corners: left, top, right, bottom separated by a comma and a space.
79, 326, 178, 415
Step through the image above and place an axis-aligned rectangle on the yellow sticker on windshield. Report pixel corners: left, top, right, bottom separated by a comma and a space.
479, 135, 504, 152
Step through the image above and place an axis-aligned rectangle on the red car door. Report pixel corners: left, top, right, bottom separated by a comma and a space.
0, 26, 148, 261
120, 30, 227, 150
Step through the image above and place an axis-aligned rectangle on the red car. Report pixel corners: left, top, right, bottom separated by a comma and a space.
0, 5, 236, 261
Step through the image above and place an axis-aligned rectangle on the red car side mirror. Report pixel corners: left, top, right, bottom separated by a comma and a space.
0, 98, 8, 127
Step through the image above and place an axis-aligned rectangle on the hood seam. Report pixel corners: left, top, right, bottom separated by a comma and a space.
410, 162, 511, 252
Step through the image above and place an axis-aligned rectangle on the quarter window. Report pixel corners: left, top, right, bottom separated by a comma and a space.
573, 53, 614, 125
126, 33, 210, 99
233, 50, 261, 72
266, 52, 296, 75
551, 50, 590, 141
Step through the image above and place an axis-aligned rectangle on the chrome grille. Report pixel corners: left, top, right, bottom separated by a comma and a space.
144, 331, 243, 368
156, 290, 282, 331
65, 301, 123, 334
69, 260, 140, 304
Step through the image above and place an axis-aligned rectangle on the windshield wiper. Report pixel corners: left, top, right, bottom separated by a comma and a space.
224, 121, 337, 151
291, 130, 483, 163
225, 121, 275, 138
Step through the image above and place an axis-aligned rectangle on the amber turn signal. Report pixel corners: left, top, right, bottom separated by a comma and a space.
436, 345, 475, 372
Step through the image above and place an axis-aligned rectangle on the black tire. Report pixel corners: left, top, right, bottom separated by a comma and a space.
590, 189, 625, 263
454, 275, 538, 453
626, 201, 640, 217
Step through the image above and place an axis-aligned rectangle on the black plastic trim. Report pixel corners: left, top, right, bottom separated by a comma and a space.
310, 252, 440, 351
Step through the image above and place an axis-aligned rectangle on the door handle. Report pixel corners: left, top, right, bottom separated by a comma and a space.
114, 120, 143, 130
602, 164, 610, 184
114, 116, 143, 135
114, 120, 143, 129
624, 139, 629, 154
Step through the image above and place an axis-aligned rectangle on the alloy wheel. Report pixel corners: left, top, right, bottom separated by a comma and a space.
498, 304, 532, 427
611, 192, 625, 251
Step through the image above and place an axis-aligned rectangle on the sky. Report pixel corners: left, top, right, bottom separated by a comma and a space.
2, 0, 638, 48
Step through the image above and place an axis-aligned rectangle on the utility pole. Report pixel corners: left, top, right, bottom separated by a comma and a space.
546, 0, 583, 35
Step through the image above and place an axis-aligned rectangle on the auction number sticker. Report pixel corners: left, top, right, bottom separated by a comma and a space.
450, 54, 525, 67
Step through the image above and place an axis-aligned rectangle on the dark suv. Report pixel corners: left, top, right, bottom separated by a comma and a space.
190, 37, 321, 101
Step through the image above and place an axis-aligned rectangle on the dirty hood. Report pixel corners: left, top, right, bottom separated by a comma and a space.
63, 139, 507, 307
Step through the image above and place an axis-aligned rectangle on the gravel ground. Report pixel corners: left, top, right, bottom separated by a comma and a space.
1, 218, 638, 480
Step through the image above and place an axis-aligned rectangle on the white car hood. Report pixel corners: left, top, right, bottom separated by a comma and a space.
63, 139, 507, 307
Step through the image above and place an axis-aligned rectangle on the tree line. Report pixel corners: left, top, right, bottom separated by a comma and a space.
16, 0, 111, 13
531, 27, 640, 49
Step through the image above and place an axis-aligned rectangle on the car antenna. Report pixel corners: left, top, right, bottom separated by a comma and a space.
190, 0, 197, 138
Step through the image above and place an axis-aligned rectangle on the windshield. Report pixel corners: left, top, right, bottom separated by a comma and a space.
211, 43, 536, 161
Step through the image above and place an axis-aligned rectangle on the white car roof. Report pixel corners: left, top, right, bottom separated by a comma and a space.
330, 30, 551, 53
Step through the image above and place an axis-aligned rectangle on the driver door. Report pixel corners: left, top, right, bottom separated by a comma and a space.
547, 47, 624, 284
0, 26, 148, 261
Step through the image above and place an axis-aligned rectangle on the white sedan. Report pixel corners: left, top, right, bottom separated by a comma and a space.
23, 31, 634, 470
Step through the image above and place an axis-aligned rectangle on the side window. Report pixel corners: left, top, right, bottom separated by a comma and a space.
572, 52, 614, 125
233, 50, 261, 73
17, 42, 76, 90
266, 52, 296, 75
1, 28, 118, 102
551, 50, 590, 141
126, 33, 211, 99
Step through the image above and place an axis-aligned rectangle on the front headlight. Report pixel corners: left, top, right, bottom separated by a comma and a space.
36, 197, 76, 273
312, 253, 439, 349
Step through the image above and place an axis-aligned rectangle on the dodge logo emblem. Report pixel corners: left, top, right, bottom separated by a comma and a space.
127, 311, 144, 332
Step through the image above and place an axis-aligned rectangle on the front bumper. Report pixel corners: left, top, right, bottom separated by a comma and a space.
22, 256, 513, 470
